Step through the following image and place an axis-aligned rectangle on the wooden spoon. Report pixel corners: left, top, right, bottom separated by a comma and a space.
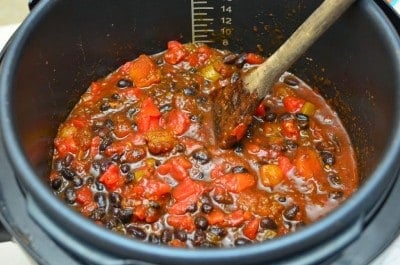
212, 0, 357, 149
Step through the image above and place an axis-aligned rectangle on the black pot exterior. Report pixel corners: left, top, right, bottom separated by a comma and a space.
1, 0, 400, 264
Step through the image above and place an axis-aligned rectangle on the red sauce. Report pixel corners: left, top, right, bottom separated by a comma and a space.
49, 41, 358, 248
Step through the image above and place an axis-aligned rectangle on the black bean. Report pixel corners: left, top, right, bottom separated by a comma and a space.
213, 192, 233, 205
161, 229, 173, 244
51, 177, 63, 190
283, 75, 300, 87
195, 216, 209, 230
64, 188, 76, 204
234, 143, 244, 154
201, 203, 213, 214
127, 107, 140, 119
118, 208, 133, 223
260, 217, 278, 230
329, 191, 344, 200
64, 153, 74, 167
120, 163, 130, 174
285, 140, 298, 151
111, 93, 121, 100
109, 192, 122, 207
174, 229, 187, 242
321, 151, 335, 166
99, 137, 113, 152
231, 72, 240, 83
117, 79, 133, 88
200, 241, 216, 248
127, 226, 147, 240
105, 218, 119, 230
278, 196, 286, 203
328, 173, 342, 187
223, 53, 237, 64
100, 101, 111, 111
72, 176, 83, 187
160, 104, 172, 113
183, 87, 197, 96
279, 113, 294, 121
94, 192, 107, 208
231, 166, 248, 173
186, 203, 198, 213
190, 114, 201, 123
90, 208, 106, 221
192, 149, 211, 164
208, 226, 227, 239
104, 119, 114, 130
265, 112, 277, 122
234, 53, 247, 67
295, 113, 309, 130
173, 143, 186, 153
61, 168, 75, 181
283, 205, 299, 220
95, 181, 105, 191
149, 234, 160, 244
193, 229, 206, 246
234, 238, 252, 246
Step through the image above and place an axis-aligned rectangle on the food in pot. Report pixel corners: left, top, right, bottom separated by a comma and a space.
49, 41, 358, 248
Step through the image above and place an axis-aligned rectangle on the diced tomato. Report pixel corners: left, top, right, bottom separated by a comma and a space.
294, 147, 323, 179
157, 156, 192, 181
169, 239, 187, 247
129, 54, 161, 88
230, 123, 247, 142
70, 117, 89, 129
246, 53, 264, 64
226, 210, 247, 227
80, 201, 97, 217
137, 97, 161, 133
142, 178, 172, 199
164, 41, 188, 65
76, 186, 93, 206
99, 164, 125, 191
172, 178, 203, 202
54, 137, 78, 157
188, 45, 212, 67
215, 173, 255, 193
207, 209, 225, 225
283, 96, 305, 113
162, 109, 191, 136
255, 102, 266, 117
134, 204, 147, 220
277, 155, 294, 175
281, 119, 300, 140
169, 179, 203, 215
243, 218, 260, 240
89, 136, 101, 158
167, 215, 195, 232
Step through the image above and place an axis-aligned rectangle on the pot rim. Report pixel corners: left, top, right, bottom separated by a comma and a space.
1, 0, 400, 264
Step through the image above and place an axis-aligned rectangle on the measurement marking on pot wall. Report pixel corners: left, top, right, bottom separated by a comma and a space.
191, 0, 233, 45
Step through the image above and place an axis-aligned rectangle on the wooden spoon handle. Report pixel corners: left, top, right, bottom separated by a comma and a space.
243, 0, 357, 96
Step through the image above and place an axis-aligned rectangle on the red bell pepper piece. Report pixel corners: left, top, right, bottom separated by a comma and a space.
76, 186, 93, 206
283, 96, 305, 113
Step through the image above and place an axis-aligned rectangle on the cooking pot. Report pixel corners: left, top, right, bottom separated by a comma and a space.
1, 0, 400, 264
